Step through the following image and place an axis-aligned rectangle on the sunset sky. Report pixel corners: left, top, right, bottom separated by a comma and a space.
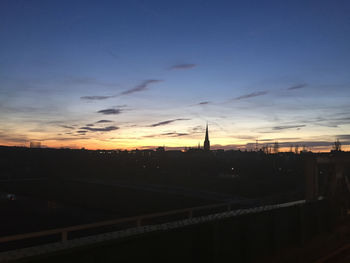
1, 0, 350, 151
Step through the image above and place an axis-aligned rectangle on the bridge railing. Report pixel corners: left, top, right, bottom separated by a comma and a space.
0, 201, 234, 246
0, 197, 315, 252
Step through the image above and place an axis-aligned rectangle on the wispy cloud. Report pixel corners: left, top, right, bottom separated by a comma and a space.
233, 135, 257, 140
144, 132, 189, 138
43, 136, 91, 141
162, 132, 189, 137
81, 80, 162, 100
0, 132, 28, 143
287, 83, 307, 90
169, 64, 196, 70
198, 101, 211, 105
191, 125, 204, 133
60, 125, 75, 129
97, 108, 123, 115
80, 126, 119, 132
120, 79, 162, 95
96, 120, 113, 123
81, 95, 115, 100
299, 114, 350, 128
233, 91, 268, 101
272, 124, 306, 130
191, 101, 212, 106
336, 135, 350, 140
149, 118, 190, 127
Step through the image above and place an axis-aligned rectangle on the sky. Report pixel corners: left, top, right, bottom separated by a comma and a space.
1, 0, 350, 151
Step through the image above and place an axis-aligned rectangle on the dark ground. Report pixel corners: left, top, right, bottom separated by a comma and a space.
0, 146, 317, 238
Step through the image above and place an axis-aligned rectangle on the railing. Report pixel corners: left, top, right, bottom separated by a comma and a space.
0, 202, 231, 245
1, 198, 337, 263
0, 198, 314, 251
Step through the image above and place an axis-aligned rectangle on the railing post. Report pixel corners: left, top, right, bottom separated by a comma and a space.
136, 218, 142, 227
188, 209, 193, 219
61, 231, 68, 242
298, 204, 306, 246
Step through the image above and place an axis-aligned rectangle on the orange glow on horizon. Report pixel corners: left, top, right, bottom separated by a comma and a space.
1, 138, 348, 153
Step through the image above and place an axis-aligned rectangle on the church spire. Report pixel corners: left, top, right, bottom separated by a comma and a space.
204, 122, 210, 151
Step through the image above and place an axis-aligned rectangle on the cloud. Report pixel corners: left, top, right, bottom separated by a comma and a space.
85, 124, 94, 127
81, 95, 115, 100
300, 115, 350, 128
233, 135, 257, 140
162, 132, 189, 137
144, 132, 189, 138
331, 117, 350, 127
97, 108, 123, 115
189, 101, 212, 107
80, 126, 119, 132
336, 135, 350, 140
0, 132, 28, 143
120, 79, 162, 96
314, 122, 339, 128
60, 125, 75, 129
191, 125, 204, 133
80, 79, 162, 101
169, 64, 196, 70
191, 101, 212, 106
149, 118, 190, 127
272, 124, 306, 130
43, 136, 90, 141
287, 83, 307, 90
233, 91, 268, 100
96, 120, 113, 123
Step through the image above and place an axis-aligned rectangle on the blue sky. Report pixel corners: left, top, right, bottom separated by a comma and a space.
1, 0, 350, 150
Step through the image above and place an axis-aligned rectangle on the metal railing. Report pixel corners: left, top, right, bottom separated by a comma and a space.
0, 202, 231, 245
0, 197, 316, 253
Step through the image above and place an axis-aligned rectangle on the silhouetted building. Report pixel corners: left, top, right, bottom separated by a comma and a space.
30, 141, 41, 148
156, 146, 165, 152
204, 123, 210, 151
332, 139, 342, 152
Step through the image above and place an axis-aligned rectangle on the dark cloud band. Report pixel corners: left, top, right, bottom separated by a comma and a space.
169, 64, 196, 70
120, 79, 162, 95
149, 118, 190, 127
288, 83, 307, 90
97, 108, 123, 115
80, 126, 119, 132
81, 79, 162, 100
233, 91, 268, 100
